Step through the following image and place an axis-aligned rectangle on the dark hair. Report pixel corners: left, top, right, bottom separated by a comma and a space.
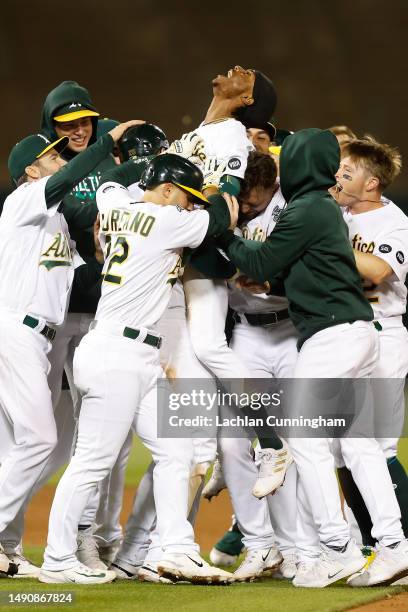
240, 152, 277, 200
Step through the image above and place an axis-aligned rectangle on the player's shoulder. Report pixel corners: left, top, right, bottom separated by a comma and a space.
1, 177, 48, 216
381, 198, 408, 228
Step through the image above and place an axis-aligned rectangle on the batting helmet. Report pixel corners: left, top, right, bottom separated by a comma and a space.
118, 123, 169, 161
139, 153, 208, 203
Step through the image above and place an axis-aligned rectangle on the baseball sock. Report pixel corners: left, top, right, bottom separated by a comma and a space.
241, 404, 283, 450
337, 467, 376, 547
387, 456, 408, 537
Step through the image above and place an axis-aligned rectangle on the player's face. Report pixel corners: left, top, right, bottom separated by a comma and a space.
54, 117, 93, 152
212, 66, 255, 99
239, 185, 275, 221
247, 128, 272, 154
36, 149, 67, 177
167, 184, 195, 211
333, 155, 369, 207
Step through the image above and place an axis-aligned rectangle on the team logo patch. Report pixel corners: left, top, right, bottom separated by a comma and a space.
396, 251, 405, 264
176, 204, 185, 212
228, 157, 241, 170
379, 244, 392, 253
272, 205, 283, 223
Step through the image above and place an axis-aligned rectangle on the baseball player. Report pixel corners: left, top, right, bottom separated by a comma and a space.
0, 120, 137, 580
204, 152, 299, 581
184, 66, 292, 496
215, 128, 387, 587
332, 135, 408, 586
40, 154, 237, 585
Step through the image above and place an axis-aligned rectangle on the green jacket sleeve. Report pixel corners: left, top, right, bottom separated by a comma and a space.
44, 134, 114, 207
188, 239, 237, 279
205, 193, 231, 238
100, 157, 152, 187
217, 204, 315, 283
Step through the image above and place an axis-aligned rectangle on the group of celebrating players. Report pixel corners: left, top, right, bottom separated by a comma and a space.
0, 65, 407, 589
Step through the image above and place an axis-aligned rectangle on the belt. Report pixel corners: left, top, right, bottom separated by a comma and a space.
234, 309, 290, 327
23, 315, 56, 341
90, 320, 162, 349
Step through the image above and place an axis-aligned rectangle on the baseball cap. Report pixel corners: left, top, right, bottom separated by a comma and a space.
236, 71, 277, 128
8, 134, 69, 183
53, 102, 100, 122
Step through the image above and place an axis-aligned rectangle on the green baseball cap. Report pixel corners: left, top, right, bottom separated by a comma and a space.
8, 134, 69, 183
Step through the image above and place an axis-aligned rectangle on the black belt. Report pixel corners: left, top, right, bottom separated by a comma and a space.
23, 315, 56, 341
123, 326, 162, 349
234, 309, 290, 327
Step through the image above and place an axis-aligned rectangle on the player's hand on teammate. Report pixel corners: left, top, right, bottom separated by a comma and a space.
167, 131, 206, 163
202, 157, 227, 191
108, 120, 146, 144
93, 214, 104, 264
235, 275, 271, 294
223, 192, 239, 230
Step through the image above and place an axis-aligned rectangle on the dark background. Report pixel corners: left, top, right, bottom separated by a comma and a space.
1, 0, 407, 206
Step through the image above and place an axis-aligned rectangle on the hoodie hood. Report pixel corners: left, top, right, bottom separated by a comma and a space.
279, 128, 340, 203
40, 81, 99, 159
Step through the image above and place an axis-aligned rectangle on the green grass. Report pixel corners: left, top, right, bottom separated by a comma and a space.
13, 424, 408, 611
0, 547, 405, 612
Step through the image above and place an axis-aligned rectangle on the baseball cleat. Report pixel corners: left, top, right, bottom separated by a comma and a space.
157, 552, 233, 585
77, 531, 107, 571
348, 539, 408, 586
138, 562, 174, 584
0, 545, 18, 578
293, 540, 366, 588
233, 546, 283, 582
252, 440, 293, 499
202, 459, 226, 501
209, 518, 244, 566
39, 562, 116, 584
6, 552, 40, 578
272, 551, 297, 579
110, 559, 141, 580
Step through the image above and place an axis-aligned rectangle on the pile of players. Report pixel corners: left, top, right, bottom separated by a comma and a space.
0, 66, 407, 589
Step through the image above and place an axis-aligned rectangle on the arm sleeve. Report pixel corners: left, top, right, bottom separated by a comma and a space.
100, 157, 152, 188
217, 205, 315, 283
44, 134, 114, 207
219, 174, 241, 196
373, 228, 408, 281
188, 240, 237, 279
205, 193, 231, 237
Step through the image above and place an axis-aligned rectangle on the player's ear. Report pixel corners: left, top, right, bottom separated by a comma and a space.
365, 175, 380, 193
25, 164, 41, 180
241, 93, 254, 107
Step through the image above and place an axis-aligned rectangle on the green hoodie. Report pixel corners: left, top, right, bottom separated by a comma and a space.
40, 81, 116, 259
217, 128, 373, 348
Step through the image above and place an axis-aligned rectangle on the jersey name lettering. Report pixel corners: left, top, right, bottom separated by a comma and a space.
351, 233, 375, 253
101, 208, 156, 237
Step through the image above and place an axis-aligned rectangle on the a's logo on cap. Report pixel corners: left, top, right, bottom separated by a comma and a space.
69, 102, 81, 109
228, 157, 241, 170
37, 134, 50, 144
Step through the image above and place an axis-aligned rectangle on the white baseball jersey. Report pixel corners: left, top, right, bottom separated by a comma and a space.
228, 186, 289, 313
95, 181, 210, 328
343, 198, 408, 318
0, 177, 82, 325
195, 118, 254, 179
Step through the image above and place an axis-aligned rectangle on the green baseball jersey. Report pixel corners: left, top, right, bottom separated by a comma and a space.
218, 128, 373, 348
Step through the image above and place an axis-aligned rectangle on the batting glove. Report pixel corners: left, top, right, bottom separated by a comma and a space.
202, 157, 227, 190
167, 131, 206, 162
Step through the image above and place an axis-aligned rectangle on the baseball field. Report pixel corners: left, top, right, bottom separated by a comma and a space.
1, 428, 407, 612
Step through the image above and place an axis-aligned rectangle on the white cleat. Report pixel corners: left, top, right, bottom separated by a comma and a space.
348, 539, 408, 587
77, 531, 107, 571
98, 541, 121, 566
252, 441, 293, 499
138, 562, 174, 584
158, 552, 233, 585
0, 545, 18, 578
209, 548, 239, 567
293, 540, 366, 588
202, 459, 226, 501
233, 546, 283, 582
7, 553, 40, 578
272, 552, 297, 580
39, 562, 116, 584
109, 559, 141, 580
